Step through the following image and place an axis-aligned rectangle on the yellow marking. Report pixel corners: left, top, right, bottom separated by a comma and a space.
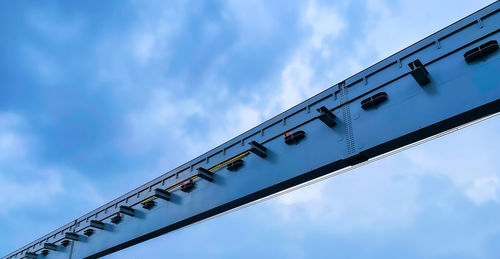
145, 152, 250, 196
140, 196, 157, 204
209, 152, 249, 171
166, 175, 199, 192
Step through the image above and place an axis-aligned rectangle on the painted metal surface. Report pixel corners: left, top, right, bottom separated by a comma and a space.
5, 2, 500, 259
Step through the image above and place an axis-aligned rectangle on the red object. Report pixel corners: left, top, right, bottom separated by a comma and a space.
285, 132, 290, 137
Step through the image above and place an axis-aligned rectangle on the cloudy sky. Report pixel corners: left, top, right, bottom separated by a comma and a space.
1, 0, 499, 258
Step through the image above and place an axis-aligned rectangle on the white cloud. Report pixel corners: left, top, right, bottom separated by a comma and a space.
0, 112, 104, 215
264, 0, 346, 114
0, 113, 29, 162
1, 164, 107, 250
224, 105, 263, 136
0, 112, 106, 250
276, 56, 314, 110
124, 88, 206, 157
362, 0, 495, 59
133, 33, 156, 64
273, 154, 421, 233
406, 116, 500, 204
93, 2, 186, 90
225, 1, 277, 44
466, 176, 500, 204
303, 0, 344, 50
129, 3, 185, 65
0, 169, 63, 212
123, 86, 266, 167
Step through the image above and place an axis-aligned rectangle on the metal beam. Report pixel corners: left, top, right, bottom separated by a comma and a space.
4, 2, 500, 259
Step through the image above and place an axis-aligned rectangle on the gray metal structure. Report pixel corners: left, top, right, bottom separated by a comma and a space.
5, 2, 500, 259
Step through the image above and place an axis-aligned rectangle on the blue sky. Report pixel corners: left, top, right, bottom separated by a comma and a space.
1, 0, 499, 258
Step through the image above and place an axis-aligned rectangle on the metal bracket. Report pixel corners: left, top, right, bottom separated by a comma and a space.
90, 220, 105, 230
249, 141, 267, 158
317, 106, 337, 127
142, 200, 156, 210
84, 229, 94, 237
119, 206, 135, 217
110, 214, 122, 224
180, 180, 195, 192
65, 232, 79, 241
43, 243, 57, 251
197, 167, 214, 182
408, 59, 431, 86
464, 40, 499, 63
154, 188, 171, 201
227, 159, 244, 171
361, 92, 388, 110
284, 131, 306, 145
60, 240, 70, 247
